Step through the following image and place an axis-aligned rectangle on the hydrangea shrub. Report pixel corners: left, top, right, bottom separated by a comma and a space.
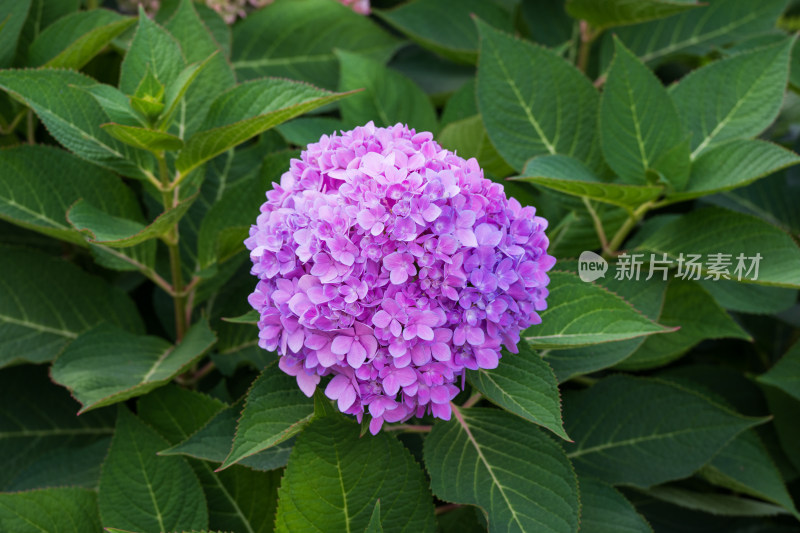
1, 0, 800, 532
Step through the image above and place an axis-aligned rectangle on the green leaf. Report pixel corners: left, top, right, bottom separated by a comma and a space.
0, 365, 114, 491
635, 206, 800, 288
162, 399, 294, 472
543, 274, 669, 382
0, 487, 102, 533
157, 53, 218, 132
566, 0, 700, 30
191, 2, 231, 57
0, 0, 32, 67
80, 84, 145, 127
0, 145, 143, 245
51, 319, 216, 413
664, 139, 800, 203
220, 363, 314, 469
762, 386, 800, 474
705, 166, 800, 237
275, 414, 435, 533
7, 438, 110, 491
27, 9, 135, 69
196, 149, 297, 271
231, 0, 399, 89
577, 477, 652, 533
614, 279, 751, 370
0, 69, 154, 179
16, 0, 82, 56
221, 310, 259, 325
604, 0, 788, 66
424, 407, 580, 533
653, 370, 796, 509
519, 0, 573, 48
376, 0, 513, 64
476, 19, 601, 173
563, 375, 766, 487
337, 50, 437, 134
164, 0, 236, 137
138, 385, 225, 446
698, 278, 797, 315
101, 123, 184, 152
0, 246, 143, 368
365, 500, 383, 533
670, 37, 794, 158
138, 386, 282, 533
130, 68, 165, 121
467, 341, 568, 440
601, 37, 690, 188
516, 154, 664, 211
67, 194, 195, 248
276, 117, 344, 146
136, 63, 167, 101
438, 114, 515, 178
637, 486, 790, 517
119, 8, 185, 95
440, 78, 478, 125
180, 141, 278, 285
524, 271, 672, 349
700, 431, 798, 516
176, 79, 353, 176
99, 407, 208, 533
758, 341, 800, 402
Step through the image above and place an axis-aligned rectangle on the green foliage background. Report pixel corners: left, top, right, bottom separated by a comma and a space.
1, 0, 800, 531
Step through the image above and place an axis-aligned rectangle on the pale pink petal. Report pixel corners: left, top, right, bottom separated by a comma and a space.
331, 334, 354, 355
347, 340, 367, 368
325, 374, 351, 400
296, 372, 320, 397
338, 385, 357, 411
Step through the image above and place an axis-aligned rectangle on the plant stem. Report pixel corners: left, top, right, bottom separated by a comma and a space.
157, 152, 188, 342
603, 201, 655, 259
462, 393, 482, 409
86, 0, 100, 9
582, 197, 608, 251
435, 503, 463, 516
0, 109, 26, 135
567, 20, 581, 65
594, 73, 608, 88
577, 21, 592, 73
175, 360, 216, 387
26, 110, 35, 144
384, 424, 433, 433
571, 375, 598, 387
94, 244, 174, 295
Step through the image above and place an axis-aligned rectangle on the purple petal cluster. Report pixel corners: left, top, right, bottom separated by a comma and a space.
245, 122, 554, 434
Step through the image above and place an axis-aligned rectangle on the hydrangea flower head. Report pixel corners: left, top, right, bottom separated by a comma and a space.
245, 122, 555, 434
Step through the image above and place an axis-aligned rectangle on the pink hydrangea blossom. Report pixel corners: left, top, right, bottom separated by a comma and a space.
245, 122, 554, 433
